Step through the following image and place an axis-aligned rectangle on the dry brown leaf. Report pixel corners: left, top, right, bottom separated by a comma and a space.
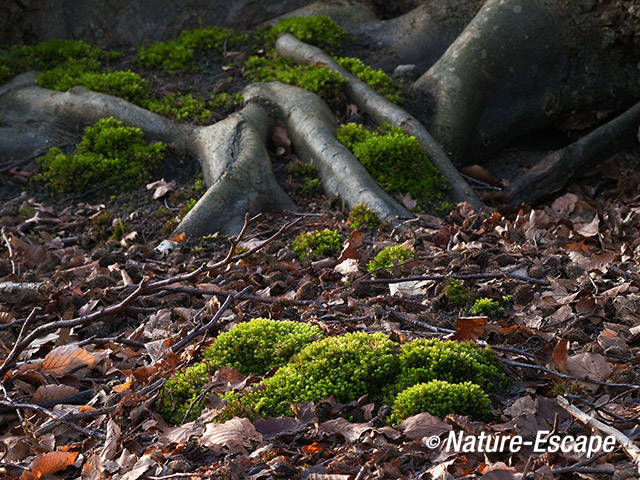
551, 338, 568, 372
575, 214, 600, 237
397, 412, 451, 440
146, 179, 175, 199
41, 345, 98, 376
551, 193, 579, 217
453, 316, 487, 341
0, 311, 15, 324
172, 231, 187, 243
31, 384, 79, 404
460, 164, 498, 185
201, 417, 262, 452
565, 352, 613, 382
20, 450, 79, 480
100, 418, 121, 463
338, 231, 363, 262
112, 378, 133, 393
319, 418, 374, 443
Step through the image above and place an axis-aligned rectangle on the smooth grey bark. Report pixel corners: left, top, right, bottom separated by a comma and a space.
276, 33, 482, 210
243, 82, 412, 222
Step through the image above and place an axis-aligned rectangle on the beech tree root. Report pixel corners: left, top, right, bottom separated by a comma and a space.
275, 33, 482, 210
0, 74, 412, 236
506, 101, 640, 206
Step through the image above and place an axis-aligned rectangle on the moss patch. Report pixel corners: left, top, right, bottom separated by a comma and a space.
336, 57, 400, 103
0, 39, 117, 84
367, 245, 414, 274
390, 380, 491, 423
292, 229, 342, 260
348, 204, 380, 231
470, 298, 504, 317
244, 54, 346, 105
270, 15, 347, 51
38, 117, 166, 194
137, 26, 247, 73
443, 278, 476, 307
337, 123, 447, 209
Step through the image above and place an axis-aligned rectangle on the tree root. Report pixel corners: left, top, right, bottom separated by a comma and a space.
506, 101, 640, 206
243, 81, 412, 221
275, 33, 482, 210
175, 102, 294, 236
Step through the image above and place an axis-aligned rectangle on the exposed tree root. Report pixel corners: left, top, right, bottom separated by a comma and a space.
175, 102, 294, 236
275, 33, 482, 210
243, 82, 412, 221
506, 101, 640, 206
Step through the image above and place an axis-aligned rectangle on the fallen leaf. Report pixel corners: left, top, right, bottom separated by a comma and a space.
319, 418, 373, 443
460, 165, 497, 185
565, 352, 613, 383
172, 232, 187, 243
575, 214, 600, 237
551, 338, 568, 372
31, 384, 79, 403
453, 316, 487, 341
301, 442, 324, 455
112, 378, 133, 393
41, 345, 98, 376
551, 193, 579, 216
338, 231, 363, 262
146, 179, 175, 199
100, 418, 121, 462
20, 450, 79, 480
200, 417, 262, 452
397, 412, 451, 440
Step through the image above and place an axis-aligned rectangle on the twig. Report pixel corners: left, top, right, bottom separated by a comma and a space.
386, 307, 453, 334
1, 227, 16, 275
36, 406, 116, 436
557, 396, 640, 473
354, 465, 368, 480
151, 285, 314, 306
362, 270, 548, 286
0, 308, 37, 376
171, 286, 252, 353
0, 283, 145, 377
500, 358, 640, 390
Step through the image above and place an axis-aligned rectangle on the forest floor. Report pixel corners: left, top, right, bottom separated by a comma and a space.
1, 33, 640, 480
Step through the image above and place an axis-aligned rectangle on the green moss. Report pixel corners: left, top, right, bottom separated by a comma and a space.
367, 245, 413, 274
302, 178, 323, 196
288, 160, 317, 179
159, 319, 323, 423
0, 39, 116, 84
193, 174, 206, 195
337, 123, 447, 206
336, 57, 400, 103
388, 339, 507, 399
443, 278, 475, 307
38, 117, 165, 194
270, 15, 346, 50
470, 298, 504, 317
161, 218, 178, 236
179, 198, 197, 219
137, 26, 246, 72
250, 332, 399, 416
111, 219, 130, 241
244, 54, 346, 104
159, 362, 211, 424
147, 92, 243, 124
348, 204, 380, 231
203, 318, 323, 375
390, 380, 491, 423
37, 69, 151, 104
292, 228, 341, 260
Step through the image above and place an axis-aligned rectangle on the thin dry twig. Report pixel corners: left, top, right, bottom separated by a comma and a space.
1, 227, 16, 276
557, 396, 640, 473
362, 269, 548, 286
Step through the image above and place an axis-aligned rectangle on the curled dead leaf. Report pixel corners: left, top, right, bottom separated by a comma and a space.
41, 345, 98, 376
453, 316, 487, 341
20, 450, 79, 480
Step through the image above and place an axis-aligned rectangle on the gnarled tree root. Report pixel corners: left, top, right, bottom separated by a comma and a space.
275, 33, 482, 210
175, 102, 294, 236
242, 81, 412, 221
506, 101, 640, 206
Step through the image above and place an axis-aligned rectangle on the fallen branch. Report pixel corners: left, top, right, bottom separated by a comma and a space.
360, 270, 548, 286
275, 33, 482, 210
557, 395, 640, 473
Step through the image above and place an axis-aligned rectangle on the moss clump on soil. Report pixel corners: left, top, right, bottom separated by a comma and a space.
270, 15, 347, 50
336, 56, 400, 103
37, 69, 151, 104
179, 198, 197, 219
249, 332, 399, 416
0, 39, 117, 84
390, 380, 491, 423
443, 278, 476, 307
38, 117, 166, 194
470, 297, 504, 317
203, 318, 323, 376
292, 229, 342, 260
287, 161, 323, 196
147, 92, 243, 124
367, 245, 414, 274
348, 204, 380, 231
388, 339, 507, 399
161, 328, 507, 424
137, 26, 247, 72
159, 318, 323, 423
244, 54, 346, 105
337, 123, 447, 207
